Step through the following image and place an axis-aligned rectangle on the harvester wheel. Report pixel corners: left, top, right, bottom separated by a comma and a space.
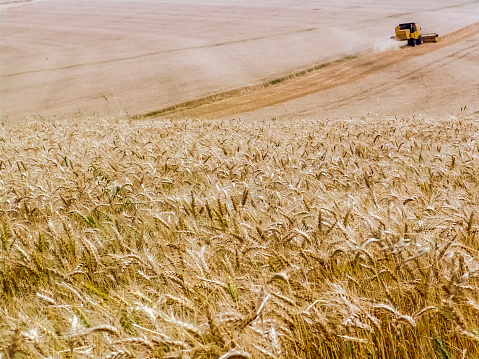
408, 38, 416, 47
417, 35, 423, 45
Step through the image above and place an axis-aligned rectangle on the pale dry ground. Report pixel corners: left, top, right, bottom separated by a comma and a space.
1, 0, 479, 121
1, 115, 479, 358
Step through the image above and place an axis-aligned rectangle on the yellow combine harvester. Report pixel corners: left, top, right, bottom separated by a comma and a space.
394, 22, 438, 46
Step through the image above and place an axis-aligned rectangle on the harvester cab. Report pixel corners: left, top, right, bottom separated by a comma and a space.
395, 23, 422, 46
394, 22, 438, 47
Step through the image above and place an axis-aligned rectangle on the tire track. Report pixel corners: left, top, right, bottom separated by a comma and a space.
324, 41, 479, 111
3, 27, 317, 78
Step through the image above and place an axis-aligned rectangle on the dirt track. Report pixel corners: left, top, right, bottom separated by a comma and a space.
1, 0, 479, 121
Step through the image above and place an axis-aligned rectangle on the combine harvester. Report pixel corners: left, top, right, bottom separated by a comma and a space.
394, 23, 438, 46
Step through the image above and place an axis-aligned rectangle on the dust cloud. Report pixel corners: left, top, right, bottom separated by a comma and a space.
373, 38, 402, 52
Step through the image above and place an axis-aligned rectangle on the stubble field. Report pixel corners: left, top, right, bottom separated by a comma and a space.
1, 115, 479, 358
2, 0, 479, 121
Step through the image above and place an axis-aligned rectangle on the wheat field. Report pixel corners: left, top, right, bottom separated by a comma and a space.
1, 115, 479, 358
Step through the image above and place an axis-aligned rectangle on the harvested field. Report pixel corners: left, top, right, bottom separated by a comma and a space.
1, 0, 479, 121
1, 115, 479, 358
